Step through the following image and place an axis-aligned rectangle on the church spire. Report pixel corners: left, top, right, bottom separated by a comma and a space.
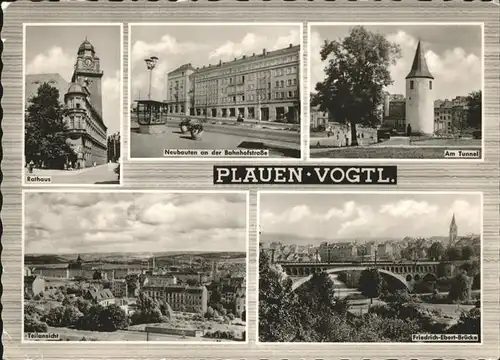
406, 41, 434, 79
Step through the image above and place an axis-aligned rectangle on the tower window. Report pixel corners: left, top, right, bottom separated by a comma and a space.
410, 80, 414, 90
429, 80, 432, 90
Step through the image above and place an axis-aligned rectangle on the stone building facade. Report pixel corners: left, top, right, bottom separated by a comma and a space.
165, 44, 300, 123
64, 38, 108, 168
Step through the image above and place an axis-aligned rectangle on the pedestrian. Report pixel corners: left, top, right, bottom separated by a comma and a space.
28, 160, 34, 174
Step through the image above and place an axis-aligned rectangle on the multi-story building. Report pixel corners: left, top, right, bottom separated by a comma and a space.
110, 279, 128, 298
310, 105, 330, 129
24, 275, 45, 297
165, 63, 196, 115
143, 274, 177, 287
377, 242, 394, 260
30, 255, 84, 279
143, 285, 208, 314
357, 243, 376, 261
434, 98, 468, 135
165, 44, 300, 123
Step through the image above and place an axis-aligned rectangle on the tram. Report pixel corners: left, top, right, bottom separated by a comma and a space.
134, 100, 168, 134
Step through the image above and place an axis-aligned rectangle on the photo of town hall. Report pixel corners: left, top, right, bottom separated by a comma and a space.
129, 24, 302, 159
24, 25, 121, 185
309, 24, 482, 159
23, 191, 248, 342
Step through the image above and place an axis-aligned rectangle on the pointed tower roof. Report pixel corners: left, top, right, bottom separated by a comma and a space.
450, 213, 456, 226
406, 41, 434, 79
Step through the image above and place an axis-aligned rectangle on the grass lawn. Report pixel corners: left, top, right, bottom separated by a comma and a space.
311, 147, 482, 159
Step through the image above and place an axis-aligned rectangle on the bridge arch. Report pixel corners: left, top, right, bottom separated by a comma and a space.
291, 267, 411, 292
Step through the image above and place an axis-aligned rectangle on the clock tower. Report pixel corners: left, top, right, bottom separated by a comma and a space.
72, 38, 104, 119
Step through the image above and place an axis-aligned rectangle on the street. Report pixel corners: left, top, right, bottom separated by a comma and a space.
130, 123, 301, 158
25, 163, 119, 185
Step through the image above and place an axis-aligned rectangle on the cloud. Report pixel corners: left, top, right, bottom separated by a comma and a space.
209, 29, 301, 62
102, 70, 121, 133
24, 193, 247, 254
26, 47, 75, 81
260, 196, 481, 242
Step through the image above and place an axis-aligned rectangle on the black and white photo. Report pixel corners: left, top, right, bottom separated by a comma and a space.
23, 24, 122, 185
259, 191, 482, 343
129, 23, 302, 159
309, 23, 483, 160
23, 191, 248, 342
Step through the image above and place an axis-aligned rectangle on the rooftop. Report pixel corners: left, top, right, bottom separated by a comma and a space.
406, 41, 434, 80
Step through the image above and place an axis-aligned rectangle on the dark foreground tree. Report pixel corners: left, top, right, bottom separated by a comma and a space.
466, 90, 482, 129
25, 83, 75, 169
358, 268, 383, 305
448, 273, 471, 302
313, 26, 401, 145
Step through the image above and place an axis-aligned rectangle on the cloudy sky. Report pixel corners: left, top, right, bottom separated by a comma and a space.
130, 24, 301, 101
260, 193, 481, 242
310, 24, 482, 101
25, 25, 121, 134
24, 192, 247, 255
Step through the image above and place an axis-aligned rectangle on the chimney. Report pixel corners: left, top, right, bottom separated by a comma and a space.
243, 55, 246, 59
253, 53, 255, 57
219, 60, 222, 66
289, 43, 292, 48
263, 48, 267, 55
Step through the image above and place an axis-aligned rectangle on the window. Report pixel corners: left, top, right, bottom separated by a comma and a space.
429, 80, 432, 90
280, 80, 284, 88
410, 80, 414, 90
276, 81, 279, 87
275, 92, 279, 99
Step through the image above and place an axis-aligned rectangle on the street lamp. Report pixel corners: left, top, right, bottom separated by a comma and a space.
144, 56, 159, 100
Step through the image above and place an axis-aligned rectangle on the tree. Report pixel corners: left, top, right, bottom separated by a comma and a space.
258, 250, 301, 342
159, 301, 174, 320
62, 305, 83, 327
205, 306, 215, 319
448, 273, 471, 302
461, 245, 475, 260
358, 268, 383, 305
466, 90, 482, 129
24, 314, 48, 333
93, 271, 102, 280
209, 287, 222, 305
44, 306, 65, 327
428, 242, 445, 261
75, 298, 92, 314
186, 278, 199, 286
445, 246, 462, 261
24, 83, 75, 169
313, 26, 401, 145
99, 304, 128, 332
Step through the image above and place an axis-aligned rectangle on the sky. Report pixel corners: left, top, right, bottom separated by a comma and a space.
130, 24, 301, 101
24, 192, 247, 255
310, 24, 482, 101
260, 193, 481, 242
25, 25, 122, 134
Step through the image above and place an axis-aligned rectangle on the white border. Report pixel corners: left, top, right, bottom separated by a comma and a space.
21, 189, 250, 345
255, 190, 484, 345
306, 22, 485, 163
22, 23, 124, 187
127, 22, 305, 162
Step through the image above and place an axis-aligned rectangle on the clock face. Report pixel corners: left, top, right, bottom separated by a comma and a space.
84, 58, 93, 68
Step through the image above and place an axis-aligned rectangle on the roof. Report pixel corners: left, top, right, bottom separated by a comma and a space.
192, 44, 300, 75
88, 288, 114, 301
406, 41, 434, 79
24, 275, 43, 285
25, 73, 69, 106
33, 264, 69, 269
66, 82, 86, 95
78, 38, 95, 54
135, 100, 166, 105
168, 63, 196, 76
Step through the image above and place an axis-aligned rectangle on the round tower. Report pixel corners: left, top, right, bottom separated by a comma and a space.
405, 41, 435, 135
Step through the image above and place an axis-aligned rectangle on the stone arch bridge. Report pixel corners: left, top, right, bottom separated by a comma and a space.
276, 261, 440, 292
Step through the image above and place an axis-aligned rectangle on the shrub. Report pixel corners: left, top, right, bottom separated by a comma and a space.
24, 314, 48, 333
98, 304, 128, 332
44, 306, 65, 327
61, 306, 83, 327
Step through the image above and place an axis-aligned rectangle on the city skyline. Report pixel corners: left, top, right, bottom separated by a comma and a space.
130, 24, 301, 101
260, 193, 481, 243
25, 192, 247, 255
25, 25, 122, 134
310, 24, 482, 101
